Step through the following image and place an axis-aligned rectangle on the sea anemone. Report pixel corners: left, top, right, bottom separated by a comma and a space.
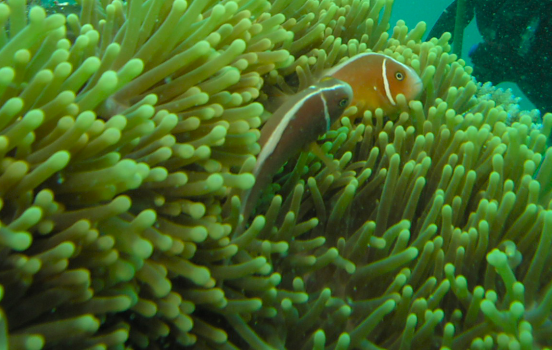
0, 0, 550, 349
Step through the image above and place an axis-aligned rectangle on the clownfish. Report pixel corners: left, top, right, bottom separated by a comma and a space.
238, 77, 353, 229
324, 52, 423, 114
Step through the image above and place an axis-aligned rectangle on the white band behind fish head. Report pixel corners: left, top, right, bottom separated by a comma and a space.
381, 58, 397, 106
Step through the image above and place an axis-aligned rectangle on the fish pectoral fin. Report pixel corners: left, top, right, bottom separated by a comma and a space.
308, 142, 341, 176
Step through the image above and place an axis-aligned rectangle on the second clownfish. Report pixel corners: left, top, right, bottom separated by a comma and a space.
237, 77, 353, 230
324, 52, 423, 114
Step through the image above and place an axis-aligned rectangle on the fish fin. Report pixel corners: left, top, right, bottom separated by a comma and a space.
262, 84, 293, 113
308, 142, 340, 175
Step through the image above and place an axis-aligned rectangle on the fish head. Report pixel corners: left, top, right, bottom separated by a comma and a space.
324, 52, 423, 114
316, 76, 354, 128
381, 56, 423, 107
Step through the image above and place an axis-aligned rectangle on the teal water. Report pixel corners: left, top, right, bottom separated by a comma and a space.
392, 0, 536, 111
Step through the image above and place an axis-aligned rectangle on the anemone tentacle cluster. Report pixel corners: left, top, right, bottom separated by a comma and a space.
0, 0, 550, 349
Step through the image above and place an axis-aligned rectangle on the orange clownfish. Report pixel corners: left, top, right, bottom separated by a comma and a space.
324, 52, 423, 114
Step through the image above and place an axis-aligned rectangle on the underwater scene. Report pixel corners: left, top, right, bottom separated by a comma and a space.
0, 0, 551, 349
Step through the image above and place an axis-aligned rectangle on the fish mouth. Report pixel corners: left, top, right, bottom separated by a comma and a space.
412, 79, 424, 99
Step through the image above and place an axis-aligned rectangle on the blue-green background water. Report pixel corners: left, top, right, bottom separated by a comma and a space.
392, 0, 536, 111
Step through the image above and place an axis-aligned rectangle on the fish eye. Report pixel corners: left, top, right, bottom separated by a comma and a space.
395, 71, 405, 81
338, 98, 349, 107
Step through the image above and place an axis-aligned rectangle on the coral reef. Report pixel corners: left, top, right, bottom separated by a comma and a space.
0, 0, 551, 349
476, 81, 542, 128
